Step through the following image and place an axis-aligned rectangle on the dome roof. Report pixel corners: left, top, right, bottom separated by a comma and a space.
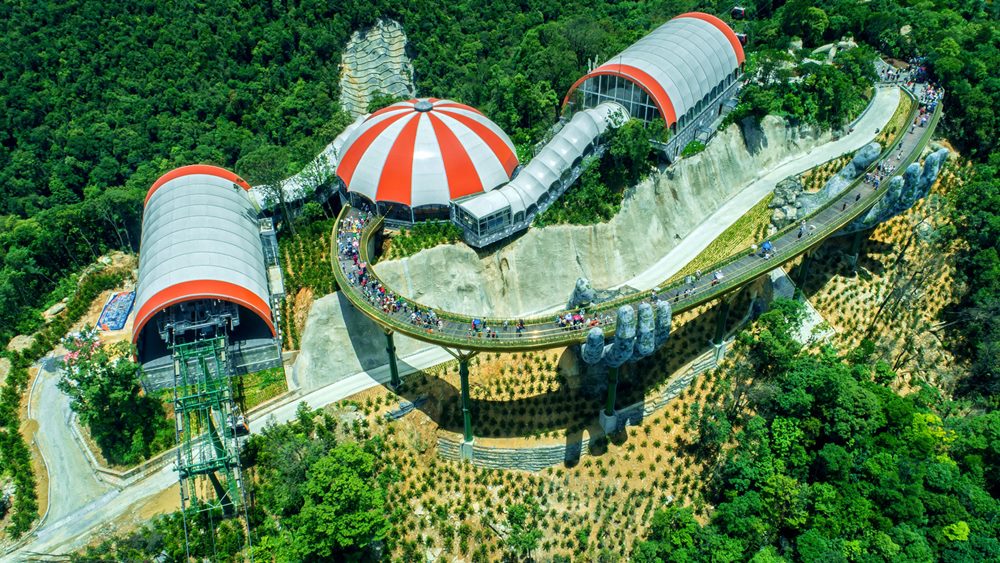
336, 98, 519, 208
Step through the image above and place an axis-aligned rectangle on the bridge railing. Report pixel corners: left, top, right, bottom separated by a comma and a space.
331, 86, 940, 351
657, 87, 938, 309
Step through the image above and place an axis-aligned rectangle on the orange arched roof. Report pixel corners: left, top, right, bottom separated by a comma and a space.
145, 164, 252, 206
562, 63, 679, 127
675, 12, 745, 64
562, 12, 743, 128
131, 279, 276, 345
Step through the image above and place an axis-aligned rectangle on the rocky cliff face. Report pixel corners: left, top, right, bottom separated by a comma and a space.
339, 19, 415, 118
374, 116, 829, 317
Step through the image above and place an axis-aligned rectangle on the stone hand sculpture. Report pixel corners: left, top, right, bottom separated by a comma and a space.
579, 299, 674, 367
845, 148, 949, 233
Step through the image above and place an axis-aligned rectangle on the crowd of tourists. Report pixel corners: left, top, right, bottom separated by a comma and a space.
554, 310, 609, 331
337, 210, 443, 333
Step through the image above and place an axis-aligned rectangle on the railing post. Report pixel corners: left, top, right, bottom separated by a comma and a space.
385, 330, 400, 389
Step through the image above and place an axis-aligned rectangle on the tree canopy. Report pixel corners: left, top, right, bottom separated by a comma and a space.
58, 327, 172, 466
634, 300, 1000, 562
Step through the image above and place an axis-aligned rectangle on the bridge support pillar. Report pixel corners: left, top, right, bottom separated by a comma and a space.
600, 367, 620, 434
712, 300, 732, 361
384, 330, 400, 389
444, 348, 478, 459
604, 366, 619, 417
796, 251, 812, 289
713, 300, 731, 346
458, 354, 476, 459
847, 230, 865, 273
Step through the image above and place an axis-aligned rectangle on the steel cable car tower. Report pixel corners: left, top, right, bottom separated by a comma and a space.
170, 332, 253, 559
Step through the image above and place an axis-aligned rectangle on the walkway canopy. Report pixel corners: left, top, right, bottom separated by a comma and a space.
133, 165, 276, 347
563, 12, 744, 129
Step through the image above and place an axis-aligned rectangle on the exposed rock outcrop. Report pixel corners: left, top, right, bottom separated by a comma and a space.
297, 117, 836, 388
770, 142, 881, 229
768, 176, 805, 230
377, 116, 831, 318
339, 20, 416, 118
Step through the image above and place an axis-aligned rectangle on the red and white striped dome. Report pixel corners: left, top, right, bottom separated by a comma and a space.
336, 98, 519, 208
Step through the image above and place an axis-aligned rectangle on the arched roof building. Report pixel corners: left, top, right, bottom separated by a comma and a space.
132, 165, 276, 358
337, 98, 519, 224
563, 12, 744, 131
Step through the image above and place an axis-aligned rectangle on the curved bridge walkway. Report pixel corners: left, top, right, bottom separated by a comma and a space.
332, 89, 941, 445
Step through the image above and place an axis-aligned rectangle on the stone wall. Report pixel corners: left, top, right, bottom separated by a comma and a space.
294, 116, 831, 390
374, 116, 828, 318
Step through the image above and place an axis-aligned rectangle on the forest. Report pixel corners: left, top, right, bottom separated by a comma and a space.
633, 301, 1000, 561
0, 0, 997, 555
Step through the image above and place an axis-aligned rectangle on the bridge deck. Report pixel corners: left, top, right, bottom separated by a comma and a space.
331, 87, 941, 352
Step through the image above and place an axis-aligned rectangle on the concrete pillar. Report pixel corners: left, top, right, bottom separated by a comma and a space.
713, 300, 731, 346
604, 366, 619, 416
713, 300, 732, 362
385, 331, 400, 389
459, 357, 473, 444
600, 366, 620, 434
847, 230, 865, 273
796, 251, 812, 289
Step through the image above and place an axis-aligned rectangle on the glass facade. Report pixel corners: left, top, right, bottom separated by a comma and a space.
453, 205, 512, 236
580, 75, 662, 123
578, 71, 739, 130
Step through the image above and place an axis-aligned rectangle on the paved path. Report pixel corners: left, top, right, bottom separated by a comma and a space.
6, 347, 449, 559
330, 87, 935, 353
619, 86, 900, 291
26, 357, 111, 524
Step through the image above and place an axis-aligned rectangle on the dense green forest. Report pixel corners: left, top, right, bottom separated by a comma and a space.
59, 331, 173, 466
0, 0, 682, 345
70, 301, 1000, 561
634, 300, 1000, 561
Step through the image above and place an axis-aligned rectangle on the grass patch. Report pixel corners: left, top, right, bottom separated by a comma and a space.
801, 155, 852, 192
384, 221, 463, 260
279, 218, 337, 350
235, 367, 288, 412
668, 194, 775, 284
874, 91, 914, 148
681, 140, 706, 157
